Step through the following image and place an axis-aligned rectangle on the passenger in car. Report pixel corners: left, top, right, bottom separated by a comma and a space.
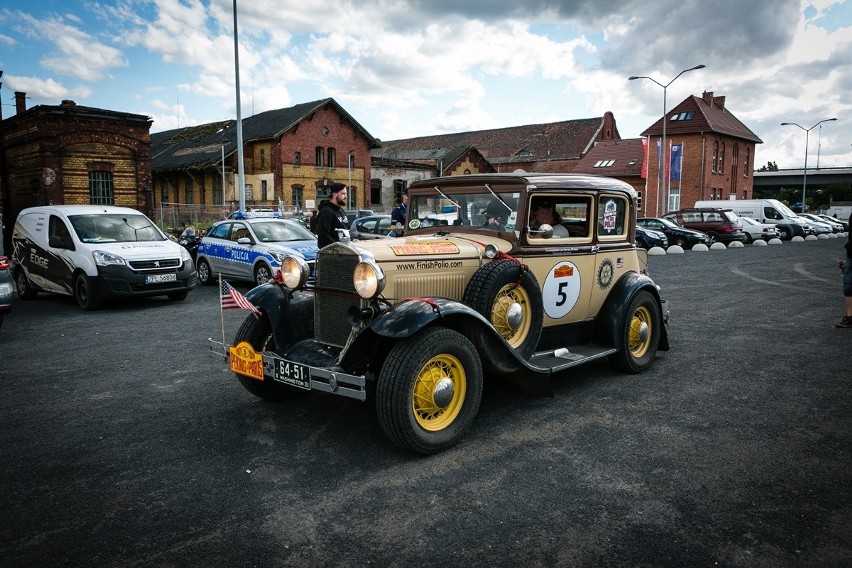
530, 200, 570, 237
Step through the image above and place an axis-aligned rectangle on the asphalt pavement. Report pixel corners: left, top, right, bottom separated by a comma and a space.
1, 237, 850, 567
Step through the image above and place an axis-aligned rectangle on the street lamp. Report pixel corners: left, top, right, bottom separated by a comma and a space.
780, 118, 837, 213
629, 64, 705, 216
348, 150, 354, 209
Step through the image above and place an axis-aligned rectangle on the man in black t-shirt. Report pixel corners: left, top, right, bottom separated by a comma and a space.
316, 183, 350, 248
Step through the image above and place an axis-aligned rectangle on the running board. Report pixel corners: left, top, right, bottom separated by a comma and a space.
528, 344, 617, 373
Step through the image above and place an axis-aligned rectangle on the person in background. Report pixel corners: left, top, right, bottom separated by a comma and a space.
316, 184, 349, 248
391, 190, 408, 228
836, 210, 852, 328
309, 209, 319, 234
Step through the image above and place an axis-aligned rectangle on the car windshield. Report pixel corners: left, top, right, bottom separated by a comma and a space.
409, 190, 519, 231
250, 220, 315, 242
657, 218, 681, 229
69, 214, 164, 243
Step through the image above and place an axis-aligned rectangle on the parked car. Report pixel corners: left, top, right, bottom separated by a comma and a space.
196, 217, 318, 286
818, 214, 847, 232
637, 217, 709, 249
219, 172, 670, 454
345, 209, 376, 224
662, 208, 746, 244
635, 226, 668, 250
738, 216, 781, 243
798, 213, 834, 235
0, 239, 12, 331
349, 215, 394, 239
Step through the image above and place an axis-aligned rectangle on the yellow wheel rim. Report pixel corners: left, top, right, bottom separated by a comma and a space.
412, 354, 466, 431
490, 283, 532, 348
628, 305, 653, 358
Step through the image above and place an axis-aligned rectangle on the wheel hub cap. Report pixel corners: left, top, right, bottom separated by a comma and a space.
637, 321, 649, 342
432, 377, 455, 408
506, 302, 523, 331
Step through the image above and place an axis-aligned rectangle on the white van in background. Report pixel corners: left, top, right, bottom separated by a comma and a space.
693, 199, 811, 240
12, 205, 197, 310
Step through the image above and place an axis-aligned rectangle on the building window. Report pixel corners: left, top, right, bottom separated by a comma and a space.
245, 184, 253, 202
371, 179, 382, 205
160, 179, 169, 203
744, 147, 750, 177
711, 142, 719, 173
719, 144, 725, 173
185, 175, 194, 204
637, 191, 643, 212
89, 171, 114, 205
261, 179, 268, 202
393, 179, 407, 203
327, 148, 336, 168
315, 147, 324, 167
292, 185, 303, 210
670, 112, 694, 121
668, 187, 680, 212
212, 174, 223, 205
260, 149, 266, 170
294, 151, 301, 167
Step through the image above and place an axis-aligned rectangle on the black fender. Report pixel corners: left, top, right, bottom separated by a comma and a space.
244, 283, 315, 349
341, 297, 554, 397
594, 271, 669, 351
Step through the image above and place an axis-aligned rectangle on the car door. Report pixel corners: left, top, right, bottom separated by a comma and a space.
226, 222, 254, 281
202, 222, 232, 275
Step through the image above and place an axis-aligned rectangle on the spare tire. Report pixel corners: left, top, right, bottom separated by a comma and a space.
462, 260, 543, 358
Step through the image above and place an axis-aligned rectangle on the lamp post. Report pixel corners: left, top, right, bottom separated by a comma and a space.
780, 118, 837, 213
629, 64, 705, 216
348, 150, 354, 209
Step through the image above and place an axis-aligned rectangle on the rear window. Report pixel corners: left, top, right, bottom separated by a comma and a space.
721, 211, 738, 222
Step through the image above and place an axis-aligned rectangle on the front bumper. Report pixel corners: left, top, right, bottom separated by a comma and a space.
95, 263, 197, 299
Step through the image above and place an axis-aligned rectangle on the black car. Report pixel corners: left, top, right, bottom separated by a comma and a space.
635, 226, 668, 250
638, 217, 710, 249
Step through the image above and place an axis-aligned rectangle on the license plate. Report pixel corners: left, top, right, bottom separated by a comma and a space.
274, 359, 311, 390
145, 273, 177, 284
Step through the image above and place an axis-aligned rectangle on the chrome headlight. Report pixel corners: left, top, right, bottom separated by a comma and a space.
92, 250, 126, 266
279, 256, 309, 289
353, 261, 385, 299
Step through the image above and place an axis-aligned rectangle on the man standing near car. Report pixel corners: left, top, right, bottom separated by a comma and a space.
837, 210, 852, 328
316, 183, 350, 248
391, 190, 408, 228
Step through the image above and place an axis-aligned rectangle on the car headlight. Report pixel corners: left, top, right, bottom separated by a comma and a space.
268, 251, 285, 263
179, 246, 192, 263
353, 261, 385, 299
92, 250, 126, 266
279, 256, 309, 289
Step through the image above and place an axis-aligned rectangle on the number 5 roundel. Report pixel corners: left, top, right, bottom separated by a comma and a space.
542, 261, 581, 319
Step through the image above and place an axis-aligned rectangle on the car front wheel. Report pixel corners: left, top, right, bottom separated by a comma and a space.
196, 257, 214, 285
74, 273, 101, 311
254, 262, 273, 285
609, 290, 661, 373
376, 327, 483, 454
232, 313, 304, 401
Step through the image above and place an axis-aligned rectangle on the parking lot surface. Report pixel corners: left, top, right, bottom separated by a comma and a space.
1, 238, 850, 567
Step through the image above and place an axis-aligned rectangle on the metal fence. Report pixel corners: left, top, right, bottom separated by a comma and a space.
154, 203, 231, 232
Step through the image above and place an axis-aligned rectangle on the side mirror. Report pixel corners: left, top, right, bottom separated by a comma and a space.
528, 223, 554, 239
48, 235, 74, 250
237, 237, 252, 245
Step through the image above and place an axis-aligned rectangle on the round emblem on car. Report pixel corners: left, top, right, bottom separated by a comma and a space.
597, 258, 614, 289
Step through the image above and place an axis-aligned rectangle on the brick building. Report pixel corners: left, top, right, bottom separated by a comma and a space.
150, 98, 381, 222
0, 92, 153, 248
640, 91, 763, 217
572, 138, 647, 210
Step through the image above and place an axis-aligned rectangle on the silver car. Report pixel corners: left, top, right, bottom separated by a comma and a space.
738, 216, 781, 243
349, 215, 394, 240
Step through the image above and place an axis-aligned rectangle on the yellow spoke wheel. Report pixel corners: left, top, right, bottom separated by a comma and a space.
628, 305, 653, 358
490, 283, 532, 349
412, 354, 466, 431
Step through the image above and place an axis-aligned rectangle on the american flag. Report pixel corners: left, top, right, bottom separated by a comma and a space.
220, 279, 260, 315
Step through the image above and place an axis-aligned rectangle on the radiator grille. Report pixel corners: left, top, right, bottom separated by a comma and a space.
389, 274, 466, 301
128, 258, 182, 270
315, 245, 360, 347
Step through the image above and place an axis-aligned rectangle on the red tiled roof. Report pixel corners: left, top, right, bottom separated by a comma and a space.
640, 93, 762, 144
572, 138, 645, 177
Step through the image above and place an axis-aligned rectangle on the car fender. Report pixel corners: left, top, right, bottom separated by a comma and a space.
244, 283, 314, 347
594, 271, 670, 351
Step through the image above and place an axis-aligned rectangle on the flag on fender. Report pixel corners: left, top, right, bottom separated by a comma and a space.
220, 278, 260, 315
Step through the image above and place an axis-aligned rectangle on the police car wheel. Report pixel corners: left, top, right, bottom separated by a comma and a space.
376, 327, 483, 455
232, 312, 305, 401
74, 273, 101, 311
254, 263, 273, 285
609, 290, 661, 374
196, 258, 214, 286
15, 269, 38, 300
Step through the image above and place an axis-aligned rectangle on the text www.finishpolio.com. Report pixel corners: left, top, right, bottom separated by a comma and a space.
396, 260, 464, 270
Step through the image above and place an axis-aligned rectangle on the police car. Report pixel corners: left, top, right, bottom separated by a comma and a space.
195, 215, 318, 286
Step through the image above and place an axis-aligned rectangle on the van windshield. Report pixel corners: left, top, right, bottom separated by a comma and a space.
69, 214, 165, 243
777, 203, 797, 218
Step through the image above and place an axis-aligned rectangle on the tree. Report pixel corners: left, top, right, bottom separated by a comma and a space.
757, 161, 778, 172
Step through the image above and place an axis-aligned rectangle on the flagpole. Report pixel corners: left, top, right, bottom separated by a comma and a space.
233, 0, 246, 212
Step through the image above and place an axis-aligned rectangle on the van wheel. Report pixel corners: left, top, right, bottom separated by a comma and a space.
462, 260, 543, 358
254, 262, 273, 285
376, 327, 483, 454
609, 290, 661, 373
14, 269, 38, 300
196, 258, 214, 285
74, 273, 101, 311
232, 313, 304, 401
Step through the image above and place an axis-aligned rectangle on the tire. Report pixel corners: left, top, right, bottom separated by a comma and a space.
376, 327, 483, 454
14, 269, 38, 300
196, 257, 214, 285
462, 260, 543, 358
673, 237, 687, 248
706, 233, 718, 245
232, 312, 304, 401
74, 273, 101, 311
742, 232, 753, 244
254, 262, 273, 285
778, 226, 792, 240
609, 290, 661, 373
636, 237, 648, 250
167, 291, 188, 301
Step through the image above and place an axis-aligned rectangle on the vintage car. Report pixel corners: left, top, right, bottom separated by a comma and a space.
219, 173, 670, 454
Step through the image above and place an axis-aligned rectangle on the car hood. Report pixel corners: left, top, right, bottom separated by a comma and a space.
88, 240, 184, 260
266, 239, 319, 260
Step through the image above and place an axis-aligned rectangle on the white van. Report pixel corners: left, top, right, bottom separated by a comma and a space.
12, 205, 196, 310
693, 199, 810, 240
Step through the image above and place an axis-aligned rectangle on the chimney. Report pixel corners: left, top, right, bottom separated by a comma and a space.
702, 91, 714, 106
15, 91, 26, 114
712, 95, 726, 110
60, 100, 77, 108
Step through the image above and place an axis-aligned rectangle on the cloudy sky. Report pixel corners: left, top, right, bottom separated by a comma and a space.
1, 0, 851, 170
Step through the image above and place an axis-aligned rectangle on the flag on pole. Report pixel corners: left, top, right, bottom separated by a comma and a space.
640, 138, 649, 179
670, 143, 683, 182
220, 278, 260, 315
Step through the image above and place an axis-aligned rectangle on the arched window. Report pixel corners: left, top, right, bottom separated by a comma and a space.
711, 142, 719, 173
